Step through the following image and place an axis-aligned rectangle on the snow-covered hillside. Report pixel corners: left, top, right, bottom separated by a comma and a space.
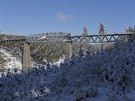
0, 40, 135, 101
0, 47, 65, 70
0, 48, 22, 70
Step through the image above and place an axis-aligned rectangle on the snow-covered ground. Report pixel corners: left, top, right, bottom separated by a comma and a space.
32, 56, 65, 68
52, 56, 65, 66
0, 48, 22, 70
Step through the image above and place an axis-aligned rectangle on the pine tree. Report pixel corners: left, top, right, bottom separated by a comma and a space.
98, 23, 105, 35
98, 23, 106, 50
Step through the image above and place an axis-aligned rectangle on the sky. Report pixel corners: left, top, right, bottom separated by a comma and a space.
0, 0, 135, 35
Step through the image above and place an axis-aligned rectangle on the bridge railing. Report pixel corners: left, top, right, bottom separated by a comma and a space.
67, 33, 133, 43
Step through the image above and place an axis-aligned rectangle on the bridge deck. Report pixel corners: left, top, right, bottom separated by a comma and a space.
0, 39, 26, 44
0, 33, 133, 43
68, 33, 133, 43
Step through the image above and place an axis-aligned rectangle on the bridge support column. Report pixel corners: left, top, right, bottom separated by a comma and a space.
22, 42, 31, 70
66, 41, 72, 60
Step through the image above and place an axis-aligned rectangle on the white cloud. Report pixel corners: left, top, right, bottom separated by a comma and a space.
56, 12, 73, 21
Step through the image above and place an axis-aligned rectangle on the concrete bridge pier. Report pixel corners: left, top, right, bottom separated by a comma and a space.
66, 40, 73, 60
22, 42, 31, 70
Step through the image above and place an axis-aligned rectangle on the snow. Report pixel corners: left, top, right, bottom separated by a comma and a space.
0, 48, 22, 70
53, 56, 65, 66
38, 35, 46, 40
32, 56, 65, 68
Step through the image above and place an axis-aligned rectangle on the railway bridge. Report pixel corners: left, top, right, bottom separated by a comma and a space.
0, 32, 134, 69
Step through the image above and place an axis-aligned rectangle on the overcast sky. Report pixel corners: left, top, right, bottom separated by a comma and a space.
0, 0, 134, 35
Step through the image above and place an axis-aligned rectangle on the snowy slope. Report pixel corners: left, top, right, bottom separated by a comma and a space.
0, 48, 22, 70
0, 48, 64, 70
